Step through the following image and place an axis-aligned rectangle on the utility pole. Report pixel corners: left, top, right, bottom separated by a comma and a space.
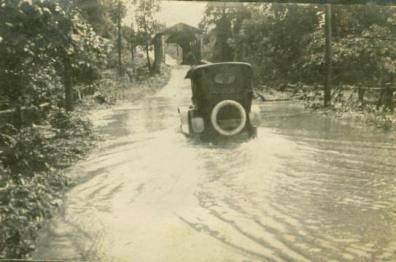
130, 21, 136, 76
324, 3, 332, 107
117, 0, 122, 77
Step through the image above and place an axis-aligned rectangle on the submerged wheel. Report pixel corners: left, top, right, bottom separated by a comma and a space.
210, 100, 247, 136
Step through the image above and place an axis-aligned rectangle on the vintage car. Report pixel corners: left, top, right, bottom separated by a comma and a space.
178, 62, 260, 141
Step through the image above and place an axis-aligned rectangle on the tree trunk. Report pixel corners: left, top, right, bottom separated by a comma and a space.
146, 44, 152, 73
384, 84, 394, 111
377, 77, 385, 109
153, 34, 162, 74
130, 44, 134, 64
130, 22, 136, 79
162, 38, 166, 63
131, 43, 136, 76
117, 0, 122, 77
358, 86, 365, 106
376, 75, 393, 110
324, 4, 332, 107
64, 57, 73, 112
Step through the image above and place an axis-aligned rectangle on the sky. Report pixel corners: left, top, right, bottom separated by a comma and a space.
124, 0, 207, 28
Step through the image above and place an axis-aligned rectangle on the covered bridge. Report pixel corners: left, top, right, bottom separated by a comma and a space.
153, 23, 203, 72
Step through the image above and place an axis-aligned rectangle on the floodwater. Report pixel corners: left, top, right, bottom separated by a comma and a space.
34, 64, 396, 262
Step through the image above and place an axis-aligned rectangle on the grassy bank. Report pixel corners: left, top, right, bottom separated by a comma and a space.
254, 84, 396, 131
303, 89, 396, 131
314, 104, 396, 131
82, 64, 172, 107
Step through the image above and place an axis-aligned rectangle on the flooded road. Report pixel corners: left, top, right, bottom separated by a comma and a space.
34, 65, 396, 261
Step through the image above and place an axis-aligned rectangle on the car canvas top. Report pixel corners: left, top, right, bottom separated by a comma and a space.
185, 62, 252, 79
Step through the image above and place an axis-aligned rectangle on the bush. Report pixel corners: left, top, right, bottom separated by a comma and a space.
49, 110, 93, 139
0, 169, 67, 258
301, 88, 395, 130
0, 113, 95, 259
89, 63, 171, 105
364, 105, 394, 130
0, 125, 53, 179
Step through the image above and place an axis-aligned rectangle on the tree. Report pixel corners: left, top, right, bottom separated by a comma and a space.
72, 0, 115, 38
134, 0, 160, 74
116, 0, 124, 76
0, 0, 106, 116
200, 2, 395, 110
324, 4, 332, 107
43, 1, 107, 111
199, 2, 251, 62
73, 0, 127, 75
104, 0, 127, 76
122, 23, 137, 76
230, 3, 319, 85
302, 4, 396, 108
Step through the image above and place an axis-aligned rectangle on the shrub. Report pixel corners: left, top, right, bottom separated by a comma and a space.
0, 169, 68, 258
49, 110, 93, 139
0, 113, 95, 259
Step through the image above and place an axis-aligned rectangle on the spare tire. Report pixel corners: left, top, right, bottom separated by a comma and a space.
210, 100, 247, 136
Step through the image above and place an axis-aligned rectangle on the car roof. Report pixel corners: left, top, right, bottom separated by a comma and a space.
185, 62, 252, 79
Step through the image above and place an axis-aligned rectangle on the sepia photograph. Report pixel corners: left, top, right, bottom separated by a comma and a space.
0, 0, 396, 261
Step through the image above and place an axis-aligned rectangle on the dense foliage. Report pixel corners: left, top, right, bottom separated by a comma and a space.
200, 3, 396, 112
0, 113, 94, 258
0, 0, 108, 113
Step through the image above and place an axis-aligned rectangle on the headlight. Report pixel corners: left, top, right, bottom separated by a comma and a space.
249, 104, 261, 126
191, 117, 204, 133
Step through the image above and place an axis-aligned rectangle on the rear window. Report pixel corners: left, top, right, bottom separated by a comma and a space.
214, 72, 236, 85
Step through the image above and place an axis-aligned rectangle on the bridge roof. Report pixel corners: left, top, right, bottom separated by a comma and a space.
160, 23, 203, 35
158, 23, 203, 44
